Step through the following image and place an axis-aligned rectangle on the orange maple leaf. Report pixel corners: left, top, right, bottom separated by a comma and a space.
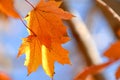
0, 10, 8, 20
18, 36, 42, 74
18, 0, 72, 78
0, 72, 11, 80
116, 66, 120, 79
104, 41, 120, 80
104, 41, 120, 60
0, 0, 20, 18
74, 60, 116, 80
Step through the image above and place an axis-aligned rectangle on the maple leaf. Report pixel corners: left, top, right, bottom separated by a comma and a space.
0, 72, 11, 80
104, 41, 120, 60
18, 36, 42, 74
0, 0, 20, 18
18, 0, 72, 78
103, 41, 120, 80
0, 10, 8, 20
116, 66, 120, 79
74, 60, 116, 80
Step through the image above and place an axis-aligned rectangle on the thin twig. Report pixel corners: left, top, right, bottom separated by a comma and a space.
96, 0, 120, 38
19, 17, 37, 36
25, 0, 35, 9
96, 0, 120, 22
51, 77, 54, 80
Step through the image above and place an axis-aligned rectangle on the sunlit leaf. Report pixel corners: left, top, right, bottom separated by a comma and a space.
18, 0, 72, 78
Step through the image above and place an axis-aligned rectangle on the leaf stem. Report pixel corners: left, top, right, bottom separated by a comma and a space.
51, 77, 54, 80
19, 17, 37, 36
25, 0, 35, 9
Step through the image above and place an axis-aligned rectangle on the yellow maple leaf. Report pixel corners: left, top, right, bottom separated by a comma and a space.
18, 0, 72, 78
0, 0, 20, 18
42, 42, 70, 77
18, 36, 42, 74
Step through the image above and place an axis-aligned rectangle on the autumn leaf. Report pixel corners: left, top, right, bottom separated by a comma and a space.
116, 66, 120, 79
117, 30, 120, 38
103, 41, 120, 80
0, 0, 20, 18
74, 60, 116, 80
18, 0, 72, 78
0, 72, 11, 80
18, 36, 42, 74
104, 41, 120, 60
0, 10, 8, 20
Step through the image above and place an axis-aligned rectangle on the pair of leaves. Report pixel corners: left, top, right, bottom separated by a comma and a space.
18, 0, 72, 78
0, 0, 20, 18
74, 41, 120, 80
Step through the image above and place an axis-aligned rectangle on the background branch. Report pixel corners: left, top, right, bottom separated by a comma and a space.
61, 1, 106, 80
96, 0, 120, 38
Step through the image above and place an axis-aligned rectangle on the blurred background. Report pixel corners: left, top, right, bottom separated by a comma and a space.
0, 0, 119, 80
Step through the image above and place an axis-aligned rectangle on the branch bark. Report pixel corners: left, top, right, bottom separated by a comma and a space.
96, 0, 120, 38
61, 1, 106, 80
